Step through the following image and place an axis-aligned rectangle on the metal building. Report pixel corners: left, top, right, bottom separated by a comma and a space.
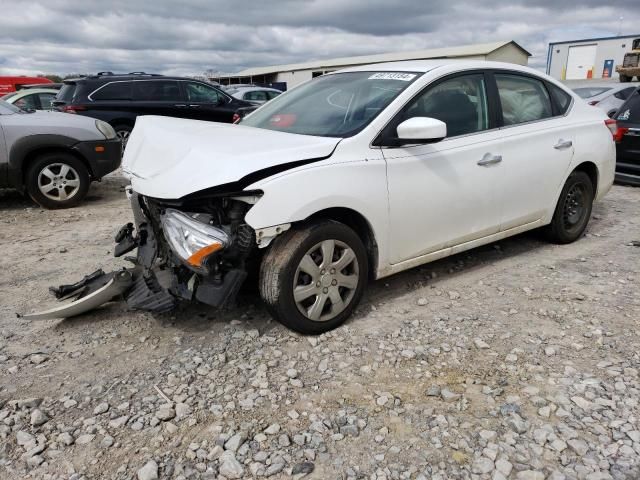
213, 41, 530, 90
547, 34, 640, 81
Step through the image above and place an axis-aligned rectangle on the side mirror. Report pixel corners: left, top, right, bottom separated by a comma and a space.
395, 117, 447, 145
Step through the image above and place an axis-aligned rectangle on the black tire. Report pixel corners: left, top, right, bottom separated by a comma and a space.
259, 221, 368, 334
112, 124, 132, 151
544, 170, 594, 244
25, 152, 91, 209
619, 74, 630, 83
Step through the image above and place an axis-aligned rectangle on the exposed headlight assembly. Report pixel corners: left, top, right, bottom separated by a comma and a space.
161, 209, 229, 271
95, 120, 117, 140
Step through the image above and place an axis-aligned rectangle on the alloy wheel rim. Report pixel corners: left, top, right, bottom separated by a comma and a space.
293, 239, 359, 322
563, 183, 586, 228
37, 163, 81, 202
117, 130, 130, 151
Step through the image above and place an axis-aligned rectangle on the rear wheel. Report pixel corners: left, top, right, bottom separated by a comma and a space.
544, 170, 594, 244
25, 152, 90, 209
619, 74, 631, 83
259, 221, 368, 334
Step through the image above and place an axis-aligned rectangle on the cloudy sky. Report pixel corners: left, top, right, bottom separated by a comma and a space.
0, 0, 637, 77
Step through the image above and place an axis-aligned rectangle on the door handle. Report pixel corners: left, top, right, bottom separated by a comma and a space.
174, 104, 187, 107
189, 104, 200, 108
477, 153, 502, 166
554, 139, 573, 150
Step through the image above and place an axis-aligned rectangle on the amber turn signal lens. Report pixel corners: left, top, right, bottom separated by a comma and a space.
186, 243, 224, 268
95, 146, 105, 152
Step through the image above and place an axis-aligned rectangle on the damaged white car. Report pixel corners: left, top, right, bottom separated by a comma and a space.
22, 61, 616, 334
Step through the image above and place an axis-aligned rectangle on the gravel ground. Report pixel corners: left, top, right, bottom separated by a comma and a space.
0, 177, 639, 480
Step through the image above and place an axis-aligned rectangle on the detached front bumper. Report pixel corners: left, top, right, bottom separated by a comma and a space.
73, 139, 122, 179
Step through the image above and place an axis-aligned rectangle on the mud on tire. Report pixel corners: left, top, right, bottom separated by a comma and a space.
259, 221, 368, 335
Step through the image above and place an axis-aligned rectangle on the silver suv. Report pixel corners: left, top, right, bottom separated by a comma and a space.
0, 100, 121, 208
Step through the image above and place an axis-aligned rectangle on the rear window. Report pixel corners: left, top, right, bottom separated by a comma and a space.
573, 87, 611, 99
56, 83, 77, 102
91, 81, 132, 101
616, 90, 640, 123
132, 80, 182, 101
548, 84, 572, 115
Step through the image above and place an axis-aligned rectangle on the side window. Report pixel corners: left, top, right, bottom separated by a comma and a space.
38, 93, 55, 109
14, 94, 39, 110
245, 91, 268, 102
402, 74, 489, 137
132, 80, 182, 101
547, 83, 572, 115
92, 82, 132, 101
185, 82, 223, 103
267, 90, 281, 100
614, 87, 636, 100
496, 74, 552, 125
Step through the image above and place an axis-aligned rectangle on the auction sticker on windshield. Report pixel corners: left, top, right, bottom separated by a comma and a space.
368, 72, 416, 81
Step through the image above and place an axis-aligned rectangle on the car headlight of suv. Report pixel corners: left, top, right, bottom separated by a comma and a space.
95, 120, 117, 140
161, 209, 229, 271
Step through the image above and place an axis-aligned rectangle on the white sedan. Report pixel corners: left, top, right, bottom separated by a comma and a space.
42, 60, 616, 333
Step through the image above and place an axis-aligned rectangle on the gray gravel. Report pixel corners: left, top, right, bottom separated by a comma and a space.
0, 178, 639, 479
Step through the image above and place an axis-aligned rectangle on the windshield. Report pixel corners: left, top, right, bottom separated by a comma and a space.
616, 90, 640, 123
240, 71, 420, 137
0, 99, 23, 114
1, 92, 18, 101
573, 87, 611, 99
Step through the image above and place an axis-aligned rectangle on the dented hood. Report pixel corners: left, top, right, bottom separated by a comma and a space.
123, 116, 341, 199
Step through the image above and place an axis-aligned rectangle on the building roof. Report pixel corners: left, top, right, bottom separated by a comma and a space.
548, 33, 640, 46
235, 41, 531, 77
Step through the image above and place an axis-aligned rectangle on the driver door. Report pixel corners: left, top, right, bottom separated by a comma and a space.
381, 72, 505, 264
181, 81, 235, 123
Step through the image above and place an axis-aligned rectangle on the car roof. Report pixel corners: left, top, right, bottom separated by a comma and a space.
232, 86, 281, 92
13, 88, 59, 96
335, 60, 543, 75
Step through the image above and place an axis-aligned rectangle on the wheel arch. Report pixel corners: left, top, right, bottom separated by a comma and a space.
573, 161, 599, 194
303, 207, 379, 280
8, 135, 93, 190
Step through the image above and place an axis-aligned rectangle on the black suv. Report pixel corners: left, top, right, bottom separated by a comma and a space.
613, 86, 640, 186
53, 72, 252, 145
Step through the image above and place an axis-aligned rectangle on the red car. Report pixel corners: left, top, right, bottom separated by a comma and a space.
0, 76, 53, 95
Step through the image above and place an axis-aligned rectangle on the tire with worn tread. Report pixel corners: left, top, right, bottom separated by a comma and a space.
25, 152, 90, 209
544, 170, 594, 244
259, 221, 368, 334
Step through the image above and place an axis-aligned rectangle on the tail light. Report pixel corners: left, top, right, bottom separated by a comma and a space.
61, 105, 86, 114
605, 119, 628, 142
232, 113, 240, 124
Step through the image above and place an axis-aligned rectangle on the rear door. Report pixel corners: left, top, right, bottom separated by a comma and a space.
131, 80, 184, 118
492, 73, 576, 230
615, 90, 640, 179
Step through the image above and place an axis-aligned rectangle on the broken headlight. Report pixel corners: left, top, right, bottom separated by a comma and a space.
160, 209, 229, 271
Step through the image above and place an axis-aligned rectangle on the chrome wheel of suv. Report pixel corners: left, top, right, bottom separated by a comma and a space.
38, 163, 81, 201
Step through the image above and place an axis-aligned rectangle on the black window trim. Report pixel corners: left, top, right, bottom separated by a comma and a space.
373, 69, 499, 148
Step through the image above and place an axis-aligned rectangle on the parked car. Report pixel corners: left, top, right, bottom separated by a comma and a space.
52, 72, 253, 147
612, 86, 640, 185
23, 61, 616, 333
228, 86, 282, 105
572, 84, 636, 117
0, 76, 53, 95
1, 88, 59, 111
0, 100, 121, 208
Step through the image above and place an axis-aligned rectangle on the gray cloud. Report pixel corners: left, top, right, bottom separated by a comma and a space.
0, 0, 637, 76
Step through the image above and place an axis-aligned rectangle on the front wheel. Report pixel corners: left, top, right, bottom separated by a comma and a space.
25, 152, 91, 209
259, 221, 368, 334
544, 170, 594, 244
